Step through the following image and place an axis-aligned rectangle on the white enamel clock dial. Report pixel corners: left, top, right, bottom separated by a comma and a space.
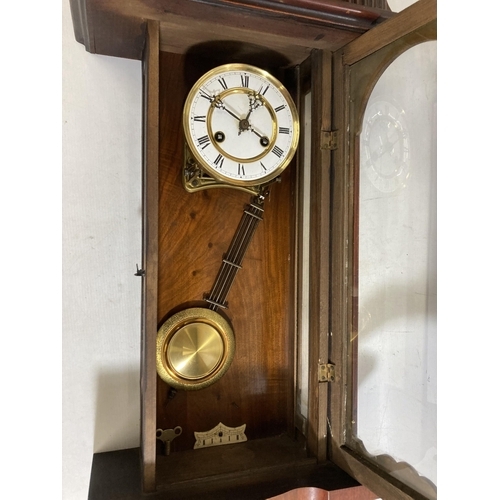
183, 64, 299, 187
361, 99, 410, 193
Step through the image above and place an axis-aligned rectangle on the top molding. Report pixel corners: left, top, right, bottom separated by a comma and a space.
69, 0, 393, 61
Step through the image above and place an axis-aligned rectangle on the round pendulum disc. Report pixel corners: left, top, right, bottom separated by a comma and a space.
156, 308, 235, 391
167, 322, 224, 379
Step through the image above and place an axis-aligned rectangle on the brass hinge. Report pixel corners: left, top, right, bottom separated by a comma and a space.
318, 363, 335, 382
320, 130, 338, 150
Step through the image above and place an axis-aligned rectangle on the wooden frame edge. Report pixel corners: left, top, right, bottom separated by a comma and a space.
306, 49, 333, 461
140, 19, 160, 494
68, 0, 92, 52
343, 0, 436, 65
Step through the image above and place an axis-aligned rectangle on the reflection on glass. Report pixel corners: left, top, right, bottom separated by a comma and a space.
356, 41, 437, 493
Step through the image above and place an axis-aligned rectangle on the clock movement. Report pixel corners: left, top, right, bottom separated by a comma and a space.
69, 0, 437, 498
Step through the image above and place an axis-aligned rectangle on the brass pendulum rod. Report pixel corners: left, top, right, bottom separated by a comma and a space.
204, 190, 268, 311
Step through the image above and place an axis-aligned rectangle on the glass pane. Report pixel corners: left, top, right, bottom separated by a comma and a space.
355, 41, 437, 494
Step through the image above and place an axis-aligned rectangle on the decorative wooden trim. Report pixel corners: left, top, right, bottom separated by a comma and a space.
268, 485, 379, 500
68, 0, 394, 61
193, 0, 393, 29
140, 20, 160, 494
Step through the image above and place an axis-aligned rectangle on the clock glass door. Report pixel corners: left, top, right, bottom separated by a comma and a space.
352, 40, 437, 496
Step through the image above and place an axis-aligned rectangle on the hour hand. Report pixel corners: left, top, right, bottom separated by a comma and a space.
238, 92, 264, 135
244, 91, 263, 119
249, 91, 264, 111
250, 127, 270, 147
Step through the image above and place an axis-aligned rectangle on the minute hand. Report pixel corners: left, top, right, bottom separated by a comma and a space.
213, 97, 240, 121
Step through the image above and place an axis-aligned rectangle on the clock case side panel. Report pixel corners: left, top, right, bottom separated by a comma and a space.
140, 20, 160, 494
327, 1, 437, 499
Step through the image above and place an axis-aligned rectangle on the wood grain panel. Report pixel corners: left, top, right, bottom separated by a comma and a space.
155, 51, 297, 456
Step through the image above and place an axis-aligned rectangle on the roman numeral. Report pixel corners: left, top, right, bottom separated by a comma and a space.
193, 115, 206, 122
260, 162, 267, 171
240, 74, 249, 87
218, 78, 228, 90
272, 145, 284, 158
274, 104, 286, 113
214, 154, 224, 168
197, 135, 210, 149
238, 163, 245, 176
279, 127, 290, 134
261, 85, 269, 95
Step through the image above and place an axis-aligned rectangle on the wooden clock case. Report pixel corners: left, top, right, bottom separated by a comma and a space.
69, 1, 436, 498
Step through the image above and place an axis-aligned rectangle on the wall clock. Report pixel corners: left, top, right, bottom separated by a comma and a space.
156, 63, 299, 391
68, 0, 437, 498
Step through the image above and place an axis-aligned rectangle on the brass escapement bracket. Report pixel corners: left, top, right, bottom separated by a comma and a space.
183, 143, 280, 196
183, 143, 258, 195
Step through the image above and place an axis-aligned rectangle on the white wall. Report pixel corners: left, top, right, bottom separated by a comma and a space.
62, 0, 142, 498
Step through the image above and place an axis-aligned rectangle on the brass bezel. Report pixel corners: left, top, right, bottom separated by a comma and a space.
183, 63, 299, 187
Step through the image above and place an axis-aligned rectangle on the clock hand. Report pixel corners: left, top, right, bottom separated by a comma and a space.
240, 109, 253, 134
250, 127, 264, 139
248, 92, 265, 117
248, 91, 264, 114
250, 127, 270, 147
213, 96, 241, 122
239, 92, 264, 135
